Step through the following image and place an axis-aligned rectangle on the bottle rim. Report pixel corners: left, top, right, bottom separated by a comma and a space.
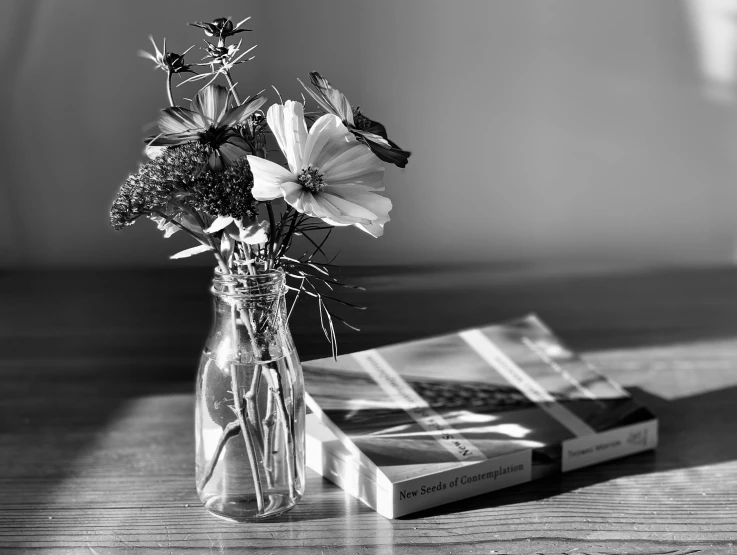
211, 266, 286, 299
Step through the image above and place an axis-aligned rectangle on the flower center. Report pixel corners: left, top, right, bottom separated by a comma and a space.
198, 126, 227, 149
297, 166, 325, 193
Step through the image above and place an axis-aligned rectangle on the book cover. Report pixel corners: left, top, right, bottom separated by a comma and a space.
303, 314, 658, 518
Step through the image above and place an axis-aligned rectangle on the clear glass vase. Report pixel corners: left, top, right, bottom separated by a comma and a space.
195, 268, 305, 521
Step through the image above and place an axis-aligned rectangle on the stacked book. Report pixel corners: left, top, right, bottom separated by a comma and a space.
303, 315, 658, 518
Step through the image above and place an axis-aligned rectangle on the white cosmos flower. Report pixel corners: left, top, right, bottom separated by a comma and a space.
247, 101, 391, 237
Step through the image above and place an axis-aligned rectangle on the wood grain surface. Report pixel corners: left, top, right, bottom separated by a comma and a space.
1, 265, 736, 554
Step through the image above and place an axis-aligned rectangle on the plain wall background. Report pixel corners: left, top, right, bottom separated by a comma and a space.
3, 0, 737, 268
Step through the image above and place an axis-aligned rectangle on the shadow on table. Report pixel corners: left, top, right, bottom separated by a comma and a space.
401, 384, 737, 520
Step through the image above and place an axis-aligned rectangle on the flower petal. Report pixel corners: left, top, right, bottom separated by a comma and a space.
284, 189, 336, 222
150, 214, 180, 237
267, 101, 308, 173
324, 168, 385, 191
302, 114, 353, 170
323, 183, 383, 197
145, 145, 166, 160
319, 189, 392, 237
247, 156, 296, 200
316, 192, 378, 222
305, 123, 386, 188
355, 219, 388, 238
342, 190, 392, 216
192, 84, 231, 124
300, 79, 340, 117
219, 142, 247, 166
354, 130, 411, 169
226, 135, 250, 154
279, 181, 302, 195
321, 144, 384, 184
220, 95, 267, 128
147, 36, 163, 60
208, 150, 224, 172
350, 193, 392, 237
353, 128, 390, 148
283, 189, 366, 227
266, 104, 288, 161
236, 220, 270, 244
282, 188, 308, 214
306, 72, 353, 124
354, 114, 389, 139
158, 107, 203, 134
146, 133, 200, 146
309, 197, 345, 223
139, 49, 158, 64
205, 215, 234, 234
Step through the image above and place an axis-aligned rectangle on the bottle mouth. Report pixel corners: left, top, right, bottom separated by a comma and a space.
211, 266, 286, 299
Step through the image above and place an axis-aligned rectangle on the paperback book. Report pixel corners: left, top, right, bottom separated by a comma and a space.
303, 315, 658, 518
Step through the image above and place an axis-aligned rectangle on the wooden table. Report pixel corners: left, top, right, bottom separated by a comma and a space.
2, 265, 737, 554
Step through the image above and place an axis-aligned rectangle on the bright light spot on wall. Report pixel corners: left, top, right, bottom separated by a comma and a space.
686, 0, 737, 102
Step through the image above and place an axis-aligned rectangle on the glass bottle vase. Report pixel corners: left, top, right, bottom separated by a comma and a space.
195, 268, 305, 521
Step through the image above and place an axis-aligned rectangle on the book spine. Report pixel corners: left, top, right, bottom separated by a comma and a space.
561, 419, 658, 472
306, 428, 395, 518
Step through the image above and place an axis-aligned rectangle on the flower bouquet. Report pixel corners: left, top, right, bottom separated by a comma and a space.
110, 16, 410, 521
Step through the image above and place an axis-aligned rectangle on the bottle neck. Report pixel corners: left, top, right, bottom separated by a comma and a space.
208, 268, 292, 363
211, 267, 286, 302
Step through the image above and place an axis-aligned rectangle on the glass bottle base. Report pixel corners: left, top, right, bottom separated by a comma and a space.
204, 493, 298, 522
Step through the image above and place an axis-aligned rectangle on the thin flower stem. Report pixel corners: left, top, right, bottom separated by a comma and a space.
241, 401, 265, 477
276, 326, 299, 482
277, 212, 300, 260
235, 376, 265, 510
275, 206, 293, 239
261, 390, 276, 481
166, 71, 175, 107
197, 420, 240, 492
244, 365, 264, 455
266, 202, 276, 268
262, 365, 298, 499
243, 244, 257, 276
230, 304, 265, 512
245, 365, 275, 489
224, 70, 242, 105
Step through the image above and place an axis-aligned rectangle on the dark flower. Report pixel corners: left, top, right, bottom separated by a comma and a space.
146, 84, 266, 171
189, 17, 251, 42
110, 143, 209, 230
300, 71, 411, 168
110, 143, 257, 232
202, 41, 239, 64
139, 37, 196, 75
178, 40, 257, 90
194, 156, 256, 220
